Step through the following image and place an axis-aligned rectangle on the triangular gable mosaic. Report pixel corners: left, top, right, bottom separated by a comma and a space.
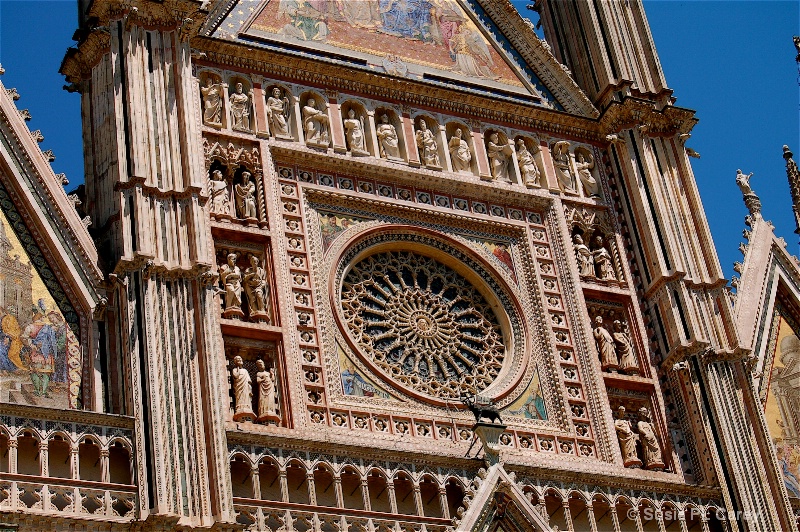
0, 205, 81, 410
213, 0, 564, 109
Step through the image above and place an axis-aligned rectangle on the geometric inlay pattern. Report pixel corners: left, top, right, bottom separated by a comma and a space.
341, 251, 504, 399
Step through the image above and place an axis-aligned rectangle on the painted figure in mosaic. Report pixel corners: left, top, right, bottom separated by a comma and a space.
231, 355, 255, 422
201, 77, 223, 126
637, 407, 665, 470
553, 141, 577, 194
486, 133, 513, 183
593, 315, 618, 371
376, 114, 402, 161
378, 0, 434, 41
448, 127, 472, 174
592, 235, 616, 280
256, 359, 278, 421
302, 98, 330, 147
244, 254, 270, 322
572, 234, 594, 277
234, 172, 258, 220
516, 139, 541, 188
416, 120, 440, 167
615, 406, 642, 468
24, 305, 58, 397
451, 25, 497, 80
208, 169, 230, 215
219, 252, 244, 319
266, 87, 293, 140
575, 152, 600, 197
343, 109, 369, 156
229, 82, 251, 132
48, 311, 68, 384
613, 320, 639, 375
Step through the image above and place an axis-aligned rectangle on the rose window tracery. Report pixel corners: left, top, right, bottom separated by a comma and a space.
340, 251, 506, 398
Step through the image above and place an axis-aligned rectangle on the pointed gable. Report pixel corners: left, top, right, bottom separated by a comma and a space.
0, 76, 105, 408
206, 0, 597, 115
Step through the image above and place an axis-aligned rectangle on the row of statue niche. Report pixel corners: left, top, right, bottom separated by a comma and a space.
202, 78, 253, 133
202, 81, 546, 186
614, 406, 665, 470
207, 168, 261, 221
552, 141, 601, 198
231, 354, 280, 423
572, 232, 617, 281
218, 251, 271, 323
593, 315, 639, 375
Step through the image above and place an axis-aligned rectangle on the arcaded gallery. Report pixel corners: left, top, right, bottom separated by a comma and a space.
0, 0, 797, 530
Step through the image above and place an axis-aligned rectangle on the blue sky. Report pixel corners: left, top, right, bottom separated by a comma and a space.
0, 0, 797, 281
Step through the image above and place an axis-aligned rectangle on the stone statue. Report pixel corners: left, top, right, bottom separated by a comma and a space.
207, 169, 230, 215
613, 320, 639, 375
415, 120, 440, 167
229, 82, 251, 132
572, 234, 594, 277
593, 315, 618, 371
575, 152, 600, 197
448, 128, 472, 174
516, 139, 541, 188
201, 78, 223, 127
486, 132, 513, 183
244, 254, 270, 322
553, 141, 577, 194
219, 252, 244, 319
231, 355, 255, 422
592, 235, 616, 280
736, 169, 761, 215
266, 87, 292, 140
234, 171, 258, 220
376, 114, 402, 161
302, 98, 330, 148
256, 359, 278, 422
343, 108, 369, 156
615, 406, 642, 468
637, 407, 664, 470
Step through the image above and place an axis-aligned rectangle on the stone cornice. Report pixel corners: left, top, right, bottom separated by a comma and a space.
0, 402, 134, 429
599, 97, 698, 138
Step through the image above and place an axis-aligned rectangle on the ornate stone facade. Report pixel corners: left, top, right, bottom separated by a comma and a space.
0, 0, 793, 530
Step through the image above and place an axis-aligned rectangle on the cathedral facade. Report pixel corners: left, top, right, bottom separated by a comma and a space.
0, 0, 796, 530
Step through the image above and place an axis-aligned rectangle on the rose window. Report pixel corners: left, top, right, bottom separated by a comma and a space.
340, 251, 506, 399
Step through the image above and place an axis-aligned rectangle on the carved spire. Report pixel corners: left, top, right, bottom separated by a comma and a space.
784, 145, 800, 237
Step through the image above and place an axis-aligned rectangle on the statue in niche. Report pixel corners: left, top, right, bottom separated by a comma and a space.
448, 128, 472, 174
229, 82, 251, 132
256, 359, 279, 422
234, 171, 258, 220
207, 169, 230, 215
244, 254, 270, 323
376, 114, 402, 161
231, 354, 255, 422
575, 152, 600, 197
486, 132, 514, 183
553, 141, 577, 194
593, 315, 618, 371
572, 234, 594, 277
637, 407, 665, 470
615, 406, 642, 468
266, 87, 293, 140
415, 120, 440, 168
302, 97, 330, 148
516, 139, 541, 188
201, 77, 223, 127
343, 109, 369, 156
592, 235, 616, 280
219, 252, 244, 319
613, 320, 639, 375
